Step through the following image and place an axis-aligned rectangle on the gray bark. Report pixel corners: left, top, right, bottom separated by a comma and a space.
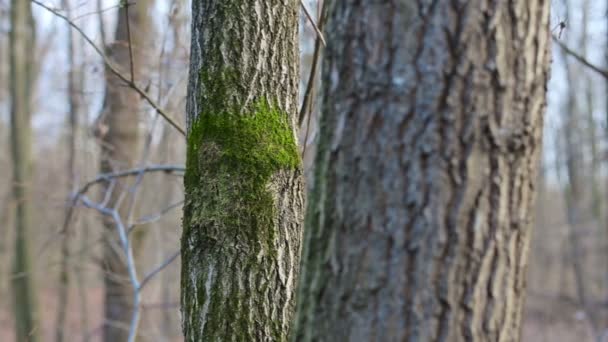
181, 1, 303, 341
293, 1, 551, 341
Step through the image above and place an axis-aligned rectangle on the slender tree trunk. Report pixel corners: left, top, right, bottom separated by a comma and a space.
55, 1, 80, 340
580, 0, 601, 223
561, 40, 599, 337
293, 1, 551, 341
181, 1, 303, 340
9, 0, 38, 341
98, 2, 152, 341
605, 0, 608, 309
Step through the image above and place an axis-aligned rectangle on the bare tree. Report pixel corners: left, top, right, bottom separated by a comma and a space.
293, 1, 551, 341
181, 1, 304, 340
9, 0, 38, 341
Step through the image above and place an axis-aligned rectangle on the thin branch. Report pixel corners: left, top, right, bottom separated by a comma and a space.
138, 251, 180, 290
72, 3, 130, 21
123, 1, 135, 82
79, 196, 141, 342
77, 165, 185, 197
129, 199, 184, 231
37, 165, 183, 257
300, 0, 326, 46
299, 0, 326, 127
30, 0, 186, 136
553, 35, 608, 79
96, 0, 107, 49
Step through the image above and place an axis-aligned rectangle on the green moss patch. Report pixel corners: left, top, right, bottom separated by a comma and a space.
184, 97, 300, 254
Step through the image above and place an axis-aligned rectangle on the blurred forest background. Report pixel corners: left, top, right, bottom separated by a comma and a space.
0, 0, 607, 341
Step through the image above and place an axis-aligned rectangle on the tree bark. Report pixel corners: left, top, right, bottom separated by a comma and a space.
9, 0, 38, 340
293, 1, 551, 341
181, 1, 303, 341
98, 2, 153, 341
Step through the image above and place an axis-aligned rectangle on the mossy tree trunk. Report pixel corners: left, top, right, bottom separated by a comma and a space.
293, 1, 551, 341
98, 1, 153, 341
9, 0, 38, 341
181, 1, 303, 341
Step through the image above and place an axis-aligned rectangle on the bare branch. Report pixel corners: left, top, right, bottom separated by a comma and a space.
553, 35, 608, 79
299, 0, 326, 127
129, 199, 184, 231
71, 2, 130, 21
300, 0, 326, 46
79, 195, 141, 342
37, 165, 183, 258
139, 250, 180, 290
30, 0, 186, 136
77, 165, 185, 197
123, 1, 135, 82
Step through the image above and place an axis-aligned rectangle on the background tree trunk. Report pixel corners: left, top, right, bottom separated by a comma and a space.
54, 1, 81, 340
181, 1, 303, 340
293, 1, 551, 341
98, 2, 153, 341
9, 0, 38, 341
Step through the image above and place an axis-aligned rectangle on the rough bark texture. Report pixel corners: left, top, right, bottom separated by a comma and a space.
98, 2, 152, 341
293, 1, 551, 341
9, 0, 38, 341
181, 1, 303, 341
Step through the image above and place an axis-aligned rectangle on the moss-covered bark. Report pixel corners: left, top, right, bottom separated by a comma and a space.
181, 1, 303, 341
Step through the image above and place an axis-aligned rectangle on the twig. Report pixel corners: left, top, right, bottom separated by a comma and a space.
96, 0, 107, 49
129, 200, 184, 231
37, 165, 184, 257
298, 0, 326, 127
72, 3, 130, 21
79, 195, 140, 342
123, 1, 135, 82
77, 165, 185, 196
300, 0, 326, 46
553, 35, 608, 79
30, 0, 186, 136
139, 251, 180, 290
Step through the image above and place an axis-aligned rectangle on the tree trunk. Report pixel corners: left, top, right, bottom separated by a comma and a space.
55, 1, 81, 341
99, 2, 152, 341
9, 0, 38, 341
560, 34, 599, 337
293, 1, 551, 341
181, 1, 303, 341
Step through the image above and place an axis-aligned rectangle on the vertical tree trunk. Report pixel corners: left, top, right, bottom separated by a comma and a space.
55, 1, 80, 341
293, 1, 551, 341
181, 1, 303, 341
9, 0, 38, 341
99, 2, 152, 341
561, 40, 599, 337
604, 0, 608, 308
580, 0, 601, 223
